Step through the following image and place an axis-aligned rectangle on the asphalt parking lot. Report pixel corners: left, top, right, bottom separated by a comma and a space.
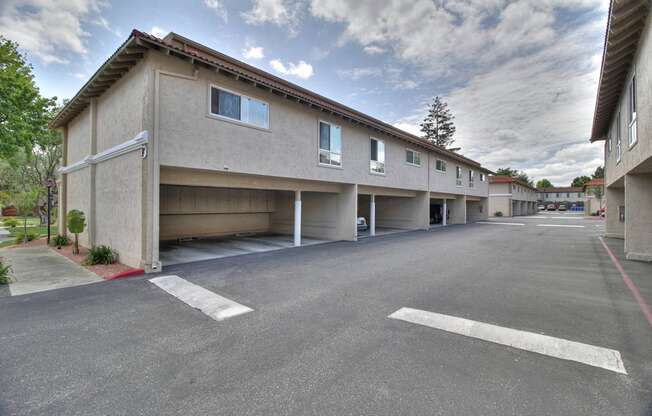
1, 213, 651, 415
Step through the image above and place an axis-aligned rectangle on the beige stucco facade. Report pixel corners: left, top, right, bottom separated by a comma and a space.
488, 178, 538, 217
593, 5, 652, 262
56, 32, 490, 271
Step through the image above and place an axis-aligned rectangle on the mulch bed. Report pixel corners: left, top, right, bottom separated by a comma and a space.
9, 237, 137, 279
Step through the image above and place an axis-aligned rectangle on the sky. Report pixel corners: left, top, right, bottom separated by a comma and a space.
0, 0, 610, 186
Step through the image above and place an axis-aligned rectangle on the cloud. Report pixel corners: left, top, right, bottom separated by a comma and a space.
363, 45, 385, 55
72, 72, 86, 80
93, 15, 121, 38
336, 67, 381, 80
150, 26, 168, 38
243, 45, 265, 59
0, 0, 108, 64
204, 0, 228, 22
269, 59, 314, 79
242, 0, 301, 36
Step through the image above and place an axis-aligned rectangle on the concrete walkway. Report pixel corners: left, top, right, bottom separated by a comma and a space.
0, 246, 103, 296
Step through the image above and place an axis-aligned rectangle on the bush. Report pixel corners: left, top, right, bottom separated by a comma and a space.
0, 258, 11, 285
51, 235, 70, 248
2, 218, 18, 228
14, 230, 38, 244
494, 211, 503, 217
84, 245, 117, 265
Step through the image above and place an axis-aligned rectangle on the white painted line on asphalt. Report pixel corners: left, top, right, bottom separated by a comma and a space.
389, 307, 627, 374
536, 224, 585, 228
149, 275, 253, 321
476, 222, 525, 226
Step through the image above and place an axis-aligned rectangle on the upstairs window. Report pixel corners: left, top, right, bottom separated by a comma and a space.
480, 173, 485, 182
456, 166, 462, 186
628, 74, 637, 147
435, 159, 447, 172
210, 86, 269, 129
319, 121, 342, 167
406, 149, 421, 166
616, 110, 622, 163
468, 170, 474, 187
370, 138, 385, 174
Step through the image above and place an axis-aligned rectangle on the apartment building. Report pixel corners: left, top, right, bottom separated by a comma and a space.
52, 30, 491, 271
590, 0, 651, 262
488, 176, 538, 217
537, 187, 584, 205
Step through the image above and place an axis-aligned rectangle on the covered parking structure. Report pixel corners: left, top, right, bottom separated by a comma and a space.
429, 193, 468, 227
158, 167, 357, 265
357, 186, 429, 237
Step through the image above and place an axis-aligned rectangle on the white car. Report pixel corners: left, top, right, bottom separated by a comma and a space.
538, 205, 545, 210
357, 217, 368, 231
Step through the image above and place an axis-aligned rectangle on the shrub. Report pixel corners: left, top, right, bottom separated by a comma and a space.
14, 230, 38, 244
84, 245, 117, 265
494, 211, 503, 217
0, 258, 11, 285
2, 218, 18, 228
51, 235, 70, 248
67, 210, 86, 255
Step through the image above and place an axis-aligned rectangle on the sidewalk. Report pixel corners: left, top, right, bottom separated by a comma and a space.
0, 246, 103, 296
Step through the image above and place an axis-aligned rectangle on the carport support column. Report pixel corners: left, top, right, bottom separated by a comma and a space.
370, 194, 376, 236
294, 190, 302, 247
442, 199, 447, 226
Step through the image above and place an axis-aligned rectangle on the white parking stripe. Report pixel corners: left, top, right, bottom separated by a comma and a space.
536, 224, 585, 228
476, 222, 525, 226
149, 275, 253, 321
389, 307, 627, 374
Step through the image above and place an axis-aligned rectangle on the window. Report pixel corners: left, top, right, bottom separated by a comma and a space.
370, 138, 385, 174
566, 193, 570, 198
616, 110, 622, 162
480, 173, 485, 182
406, 149, 421, 166
556, 193, 560, 198
468, 170, 474, 187
607, 131, 612, 155
210, 86, 269, 129
628, 74, 637, 147
435, 159, 447, 172
456, 166, 463, 186
319, 121, 342, 167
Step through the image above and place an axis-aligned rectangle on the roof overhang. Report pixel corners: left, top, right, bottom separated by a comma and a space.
590, 0, 650, 142
51, 29, 489, 170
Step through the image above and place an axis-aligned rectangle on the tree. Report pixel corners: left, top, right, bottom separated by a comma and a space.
571, 176, 591, 188
591, 185, 604, 210
593, 166, 604, 179
495, 167, 533, 186
536, 179, 553, 189
0, 36, 57, 160
420, 96, 456, 148
67, 210, 86, 255
12, 189, 38, 244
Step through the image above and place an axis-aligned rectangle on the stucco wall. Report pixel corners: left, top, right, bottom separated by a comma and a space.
375, 192, 429, 230
466, 199, 488, 222
66, 107, 90, 164
604, 13, 652, 187
624, 174, 652, 261
605, 185, 624, 239
66, 169, 91, 248
489, 195, 511, 217
428, 153, 488, 197
95, 152, 143, 267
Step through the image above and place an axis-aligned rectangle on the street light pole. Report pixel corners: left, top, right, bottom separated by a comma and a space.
46, 179, 55, 245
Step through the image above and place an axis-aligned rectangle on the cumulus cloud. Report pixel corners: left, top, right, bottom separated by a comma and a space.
0, 0, 108, 64
243, 45, 265, 59
363, 45, 385, 55
204, 0, 228, 22
269, 58, 314, 79
242, 0, 301, 36
150, 26, 168, 38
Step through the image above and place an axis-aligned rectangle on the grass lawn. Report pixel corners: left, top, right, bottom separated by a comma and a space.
0, 217, 58, 248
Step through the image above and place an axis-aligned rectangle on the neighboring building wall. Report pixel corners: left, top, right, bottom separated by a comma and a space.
605, 186, 625, 239
624, 174, 652, 261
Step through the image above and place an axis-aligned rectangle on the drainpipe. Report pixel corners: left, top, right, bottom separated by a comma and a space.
294, 190, 302, 247
370, 194, 376, 236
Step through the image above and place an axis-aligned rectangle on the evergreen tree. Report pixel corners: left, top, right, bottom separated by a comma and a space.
592, 166, 604, 179
420, 96, 456, 148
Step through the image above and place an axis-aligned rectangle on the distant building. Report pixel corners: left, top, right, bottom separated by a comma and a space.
537, 187, 584, 205
489, 176, 538, 217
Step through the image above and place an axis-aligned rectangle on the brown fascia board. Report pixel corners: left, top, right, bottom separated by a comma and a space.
51, 29, 489, 171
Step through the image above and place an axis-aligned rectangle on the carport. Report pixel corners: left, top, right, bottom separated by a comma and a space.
429, 193, 457, 227
357, 186, 429, 238
466, 197, 488, 222
157, 167, 357, 265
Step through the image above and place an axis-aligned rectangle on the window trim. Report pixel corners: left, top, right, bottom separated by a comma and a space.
369, 137, 386, 175
616, 109, 622, 164
627, 73, 637, 148
208, 83, 271, 131
405, 148, 422, 167
435, 159, 447, 173
318, 119, 343, 169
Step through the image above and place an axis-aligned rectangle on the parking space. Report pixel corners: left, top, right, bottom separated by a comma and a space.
1, 211, 650, 415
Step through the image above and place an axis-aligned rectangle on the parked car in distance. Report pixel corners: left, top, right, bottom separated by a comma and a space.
546, 203, 556, 211
357, 217, 368, 231
558, 203, 567, 211
538, 204, 545, 211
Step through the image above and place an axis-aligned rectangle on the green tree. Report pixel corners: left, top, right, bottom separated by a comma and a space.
0, 36, 57, 160
571, 176, 591, 188
536, 179, 553, 189
496, 167, 533, 186
67, 210, 86, 255
12, 189, 39, 244
593, 166, 604, 179
420, 96, 456, 148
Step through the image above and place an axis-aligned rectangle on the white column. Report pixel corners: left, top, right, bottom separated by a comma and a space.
294, 190, 302, 247
442, 199, 447, 226
370, 194, 376, 236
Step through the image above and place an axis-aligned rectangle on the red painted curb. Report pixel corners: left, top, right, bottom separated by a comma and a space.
105, 268, 145, 281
